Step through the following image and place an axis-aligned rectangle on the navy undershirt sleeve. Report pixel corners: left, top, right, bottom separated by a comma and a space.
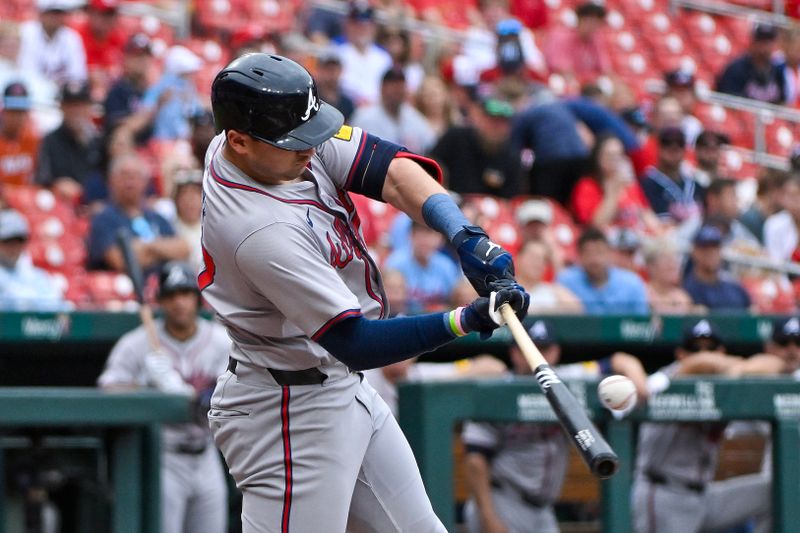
316, 313, 456, 371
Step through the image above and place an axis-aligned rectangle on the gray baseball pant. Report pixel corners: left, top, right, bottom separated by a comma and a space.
463, 488, 559, 533
161, 445, 228, 533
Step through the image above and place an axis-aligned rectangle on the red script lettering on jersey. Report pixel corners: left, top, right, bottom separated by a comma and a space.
327, 218, 362, 268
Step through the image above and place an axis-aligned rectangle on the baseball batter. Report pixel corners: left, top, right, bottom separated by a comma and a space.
631, 319, 771, 533
98, 261, 230, 533
200, 53, 529, 533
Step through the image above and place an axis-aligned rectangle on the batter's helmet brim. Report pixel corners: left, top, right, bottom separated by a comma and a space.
253, 101, 344, 151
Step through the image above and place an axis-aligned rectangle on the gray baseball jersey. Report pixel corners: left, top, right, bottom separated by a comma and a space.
199, 127, 384, 371
631, 362, 771, 532
201, 128, 446, 532
97, 318, 230, 533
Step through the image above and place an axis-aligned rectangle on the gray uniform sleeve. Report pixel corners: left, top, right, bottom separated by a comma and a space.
97, 330, 148, 388
462, 421, 501, 451
235, 222, 361, 339
315, 125, 367, 190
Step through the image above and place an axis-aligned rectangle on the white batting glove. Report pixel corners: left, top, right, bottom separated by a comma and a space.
144, 351, 194, 396
487, 291, 505, 326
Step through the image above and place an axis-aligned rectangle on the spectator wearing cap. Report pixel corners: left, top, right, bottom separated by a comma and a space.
103, 33, 155, 142
570, 134, 661, 234
680, 178, 761, 254
351, 66, 436, 155
717, 24, 784, 103
643, 237, 697, 315
764, 173, 800, 263
477, 18, 547, 100
88, 152, 189, 275
0, 209, 66, 310
463, 319, 647, 533
630, 96, 685, 176
0, 81, 40, 187
35, 81, 103, 203
777, 27, 800, 106
515, 199, 568, 271
557, 227, 649, 315
429, 97, 522, 197
16, 0, 87, 85
608, 227, 643, 274
336, 2, 392, 106
141, 45, 203, 140
641, 127, 705, 226
543, 1, 610, 88
511, 99, 590, 204
664, 69, 703, 146
314, 49, 355, 122
691, 130, 728, 187
515, 239, 582, 314
740, 168, 788, 244
683, 225, 752, 311
73, 0, 126, 84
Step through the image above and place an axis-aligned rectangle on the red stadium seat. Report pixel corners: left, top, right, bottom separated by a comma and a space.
741, 275, 797, 314
83, 271, 139, 311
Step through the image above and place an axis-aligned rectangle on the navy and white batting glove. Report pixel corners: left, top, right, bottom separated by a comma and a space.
462, 284, 528, 340
453, 225, 516, 297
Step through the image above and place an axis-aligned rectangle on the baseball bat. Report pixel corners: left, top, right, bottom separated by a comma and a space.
116, 228, 161, 351
500, 304, 619, 479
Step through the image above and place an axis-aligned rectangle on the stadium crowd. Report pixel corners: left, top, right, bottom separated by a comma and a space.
0, 0, 799, 315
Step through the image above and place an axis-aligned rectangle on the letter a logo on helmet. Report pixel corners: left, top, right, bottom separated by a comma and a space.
301, 88, 320, 122
211, 53, 344, 150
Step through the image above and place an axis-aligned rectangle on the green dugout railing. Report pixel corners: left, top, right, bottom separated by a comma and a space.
399, 377, 800, 533
0, 388, 192, 533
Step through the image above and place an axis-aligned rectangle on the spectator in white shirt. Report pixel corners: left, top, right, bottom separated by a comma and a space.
350, 66, 436, 154
0, 209, 66, 311
764, 174, 800, 263
16, 0, 87, 85
336, 2, 392, 106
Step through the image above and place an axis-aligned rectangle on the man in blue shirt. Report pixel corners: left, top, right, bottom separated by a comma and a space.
557, 227, 649, 314
683, 225, 752, 311
385, 222, 460, 313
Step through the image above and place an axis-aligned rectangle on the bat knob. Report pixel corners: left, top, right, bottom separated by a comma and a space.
592, 453, 620, 479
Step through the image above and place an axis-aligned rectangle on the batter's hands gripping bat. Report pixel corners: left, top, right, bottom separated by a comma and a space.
116, 228, 161, 351
500, 303, 620, 479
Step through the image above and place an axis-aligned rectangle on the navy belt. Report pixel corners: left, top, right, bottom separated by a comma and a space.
227, 357, 327, 386
490, 479, 546, 508
645, 470, 705, 493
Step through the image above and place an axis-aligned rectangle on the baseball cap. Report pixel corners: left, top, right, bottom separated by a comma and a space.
693, 225, 723, 247
481, 98, 515, 119
752, 23, 778, 41
3, 81, 31, 111
496, 18, 522, 37
681, 318, 722, 351
575, 1, 607, 18
60, 81, 92, 104
37, 0, 75, 12
773, 316, 800, 345
516, 199, 553, 225
124, 33, 152, 55
349, 0, 374, 21
88, 0, 119, 12
528, 320, 556, 346
158, 261, 199, 297
382, 66, 406, 84
0, 210, 30, 241
695, 130, 729, 148
620, 106, 648, 129
665, 69, 694, 89
608, 227, 641, 252
658, 126, 686, 147
164, 45, 203, 76
318, 47, 342, 66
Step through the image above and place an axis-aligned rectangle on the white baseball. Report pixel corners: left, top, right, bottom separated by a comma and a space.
598, 375, 637, 411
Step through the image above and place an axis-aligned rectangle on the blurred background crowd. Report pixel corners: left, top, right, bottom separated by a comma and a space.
1, 0, 800, 315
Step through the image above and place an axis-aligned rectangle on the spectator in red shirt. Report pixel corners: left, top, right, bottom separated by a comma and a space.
570, 134, 661, 233
544, 1, 610, 88
0, 81, 39, 188
73, 0, 126, 92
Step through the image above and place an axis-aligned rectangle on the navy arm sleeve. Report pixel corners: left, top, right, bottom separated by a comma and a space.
316, 313, 455, 371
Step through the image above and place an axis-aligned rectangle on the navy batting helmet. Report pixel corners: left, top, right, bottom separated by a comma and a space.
211, 53, 344, 151
158, 261, 199, 299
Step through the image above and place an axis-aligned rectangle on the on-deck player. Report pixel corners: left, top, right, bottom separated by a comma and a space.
201, 53, 529, 532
